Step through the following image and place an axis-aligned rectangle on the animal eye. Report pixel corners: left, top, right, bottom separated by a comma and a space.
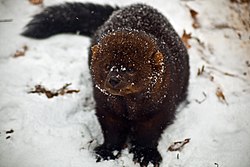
127, 67, 135, 74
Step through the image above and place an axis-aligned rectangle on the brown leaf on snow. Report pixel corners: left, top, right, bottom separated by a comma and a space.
29, 85, 55, 98
168, 138, 191, 152
28, 83, 80, 98
190, 9, 198, 19
190, 8, 201, 29
181, 30, 192, 49
14, 45, 28, 58
29, 0, 43, 5
216, 87, 228, 105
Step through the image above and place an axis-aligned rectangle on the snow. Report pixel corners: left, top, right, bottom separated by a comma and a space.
0, 0, 250, 167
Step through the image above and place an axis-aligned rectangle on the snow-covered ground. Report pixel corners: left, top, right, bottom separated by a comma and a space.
0, 0, 249, 167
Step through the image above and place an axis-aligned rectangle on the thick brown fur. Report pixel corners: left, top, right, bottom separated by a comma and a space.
22, 3, 189, 167
90, 4, 189, 167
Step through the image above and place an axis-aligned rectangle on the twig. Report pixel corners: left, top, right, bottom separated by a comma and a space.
0, 19, 13, 22
6, 129, 14, 134
195, 92, 207, 104
207, 66, 246, 81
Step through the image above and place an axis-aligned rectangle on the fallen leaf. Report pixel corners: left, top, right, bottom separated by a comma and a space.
168, 138, 191, 152
181, 30, 192, 49
216, 87, 228, 105
190, 9, 198, 19
14, 45, 28, 58
189, 8, 200, 29
14, 50, 25, 57
28, 83, 80, 98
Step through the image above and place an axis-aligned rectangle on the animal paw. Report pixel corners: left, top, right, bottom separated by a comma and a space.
130, 146, 162, 167
94, 144, 120, 162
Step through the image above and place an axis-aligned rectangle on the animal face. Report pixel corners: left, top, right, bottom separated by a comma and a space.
90, 31, 165, 96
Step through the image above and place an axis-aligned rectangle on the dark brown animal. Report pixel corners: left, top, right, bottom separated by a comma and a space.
22, 3, 189, 167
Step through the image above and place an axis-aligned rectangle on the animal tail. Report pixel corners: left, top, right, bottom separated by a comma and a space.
21, 3, 118, 39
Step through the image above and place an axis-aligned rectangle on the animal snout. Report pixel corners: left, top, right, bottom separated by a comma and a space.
109, 76, 121, 87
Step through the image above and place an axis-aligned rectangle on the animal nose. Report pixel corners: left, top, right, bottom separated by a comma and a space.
109, 77, 121, 87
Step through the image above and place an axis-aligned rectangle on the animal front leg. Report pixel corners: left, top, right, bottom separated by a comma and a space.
95, 109, 129, 161
130, 113, 169, 167
130, 127, 163, 167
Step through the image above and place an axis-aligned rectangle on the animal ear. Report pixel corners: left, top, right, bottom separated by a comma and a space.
152, 51, 164, 67
91, 44, 101, 59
